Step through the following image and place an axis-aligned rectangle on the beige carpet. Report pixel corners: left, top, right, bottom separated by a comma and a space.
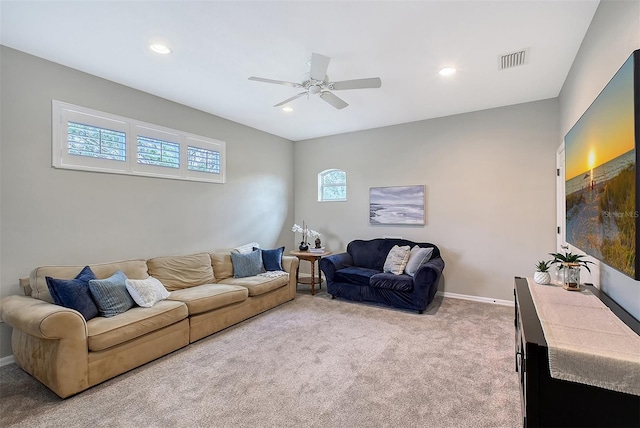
0, 292, 521, 427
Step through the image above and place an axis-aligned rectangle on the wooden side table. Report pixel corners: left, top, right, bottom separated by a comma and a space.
289, 250, 332, 295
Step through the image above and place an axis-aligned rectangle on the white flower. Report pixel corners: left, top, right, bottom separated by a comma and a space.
291, 223, 321, 242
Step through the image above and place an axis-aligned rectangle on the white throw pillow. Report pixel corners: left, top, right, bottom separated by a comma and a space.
404, 246, 434, 276
232, 242, 260, 254
125, 276, 170, 308
383, 245, 411, 275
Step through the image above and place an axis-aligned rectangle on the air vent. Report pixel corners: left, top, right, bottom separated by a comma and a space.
500, 49, 528, 70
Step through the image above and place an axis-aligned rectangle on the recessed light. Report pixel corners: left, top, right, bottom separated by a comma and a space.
149, 43, 172, 55
282, 107, 294, 112
439, 67, 456, 76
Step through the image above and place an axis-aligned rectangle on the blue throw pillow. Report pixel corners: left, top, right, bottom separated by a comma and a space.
46, 265, 99, 321
255, 246, 284, 271
231, 249, 264, 278
89, 270, 135, 317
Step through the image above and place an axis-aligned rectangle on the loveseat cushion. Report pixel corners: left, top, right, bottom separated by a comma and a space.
30, 260, 149, 304
218, 274, 288, 296
369, 272, 414, 292
168, 284, 248, 315
87, 300, 188, 352
334, 267, 379, 287
147, 252, 215, 291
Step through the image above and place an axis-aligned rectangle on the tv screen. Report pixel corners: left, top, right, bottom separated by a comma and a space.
565, 50, 639, 280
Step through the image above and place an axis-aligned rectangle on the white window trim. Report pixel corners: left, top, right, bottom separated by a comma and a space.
52, 100, 226, 183
318, 168, 347, 202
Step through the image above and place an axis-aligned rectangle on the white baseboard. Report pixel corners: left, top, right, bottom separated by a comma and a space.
437, 291, 514, 307
0, 355, 15, 367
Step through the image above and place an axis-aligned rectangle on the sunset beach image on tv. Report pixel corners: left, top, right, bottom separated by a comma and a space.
565, 51, 639, 279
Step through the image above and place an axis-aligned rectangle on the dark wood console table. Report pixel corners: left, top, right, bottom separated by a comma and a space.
514, 277, 640, 427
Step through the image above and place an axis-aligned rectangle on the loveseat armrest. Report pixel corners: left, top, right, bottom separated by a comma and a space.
319, 253, 353, 282
412, 257, 446, 310
1, 295, 90, 398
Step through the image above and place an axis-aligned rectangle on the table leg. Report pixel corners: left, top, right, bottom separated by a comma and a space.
310, 259, 316, 295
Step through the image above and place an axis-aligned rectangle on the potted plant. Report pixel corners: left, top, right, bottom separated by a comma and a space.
549, 251, 594, 291
534, 260, 552, 285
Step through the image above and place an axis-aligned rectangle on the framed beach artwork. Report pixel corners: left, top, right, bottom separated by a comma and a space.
369, 185, 425, 225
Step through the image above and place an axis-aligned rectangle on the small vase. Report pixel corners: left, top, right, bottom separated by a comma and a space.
533, 271, 551, 285
299, 242, 309, 251
562, 262, 581, 291
315, 237, 322, 249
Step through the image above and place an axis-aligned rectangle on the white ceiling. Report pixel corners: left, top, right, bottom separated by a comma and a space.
0, 1, 599, 141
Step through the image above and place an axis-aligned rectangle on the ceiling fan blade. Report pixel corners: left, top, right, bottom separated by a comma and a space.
249, 76, 302, 88
309, 53, 330, 81
273, 92, 308, 107
319, 91, 348, 109
331, 77, 382, 90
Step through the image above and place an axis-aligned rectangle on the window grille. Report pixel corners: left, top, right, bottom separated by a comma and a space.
318, 169, 347, 201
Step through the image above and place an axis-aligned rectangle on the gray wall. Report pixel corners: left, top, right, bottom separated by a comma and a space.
0, 47, 295, 358
559, 0, 640, 319
294, 99, 559, 302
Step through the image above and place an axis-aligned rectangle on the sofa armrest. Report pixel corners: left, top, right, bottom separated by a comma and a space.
412, 257, 445, 308
281, 255, 299, 275
1, 295, 88, 340
319, 253, 353, 282
1, 295, 90, 398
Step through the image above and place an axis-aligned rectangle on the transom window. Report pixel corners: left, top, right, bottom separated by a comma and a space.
52, 100, 226, 183
188, 145, 220, 174
318, 169, 347, 202
68, 122, 126, 162
137, 136, 180, 169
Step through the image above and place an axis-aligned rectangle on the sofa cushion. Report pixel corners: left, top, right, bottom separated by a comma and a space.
46, 266, 99, 321
370, 272, 414, 292
218, 274, 288, 297
168, 284, 248, 315
383, 245, 411, 275
87, 300, 188, 351
210, 252, 233, 280
31, 259, 149, 303
125, 276, 171, 308
334, 266, 379, 287
231, 250, 264, 278
405, 246, 434, 276
147, 252, 215, 291
89, 270, 135, 317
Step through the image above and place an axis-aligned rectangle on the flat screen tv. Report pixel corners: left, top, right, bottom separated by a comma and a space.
565, 49, 640, 280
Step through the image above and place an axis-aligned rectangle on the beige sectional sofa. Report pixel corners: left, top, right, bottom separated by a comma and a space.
0, 250, 299, 398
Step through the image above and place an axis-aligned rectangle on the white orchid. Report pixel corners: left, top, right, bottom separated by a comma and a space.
291, 222, 321, 243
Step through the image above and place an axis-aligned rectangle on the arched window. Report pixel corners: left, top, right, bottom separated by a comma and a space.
318, 169, 347, 202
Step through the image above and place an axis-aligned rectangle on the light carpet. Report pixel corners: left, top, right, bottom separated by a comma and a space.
0, 293, 521, 427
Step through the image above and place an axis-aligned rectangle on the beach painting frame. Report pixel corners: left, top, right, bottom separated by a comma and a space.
564, 50, 640, 280
369, 185, 425, 225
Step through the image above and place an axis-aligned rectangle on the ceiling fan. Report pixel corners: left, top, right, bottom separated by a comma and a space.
249, 53, 382, 110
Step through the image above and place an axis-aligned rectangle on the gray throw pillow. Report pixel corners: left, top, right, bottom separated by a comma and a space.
404, 246, 434, 276
89, 270, 135, 317
231, 249, 264, 278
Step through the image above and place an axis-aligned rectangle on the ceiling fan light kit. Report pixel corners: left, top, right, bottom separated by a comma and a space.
249, 53, 382, 110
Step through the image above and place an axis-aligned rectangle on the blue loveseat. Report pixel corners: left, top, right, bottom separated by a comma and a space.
319, 238, 444, 313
